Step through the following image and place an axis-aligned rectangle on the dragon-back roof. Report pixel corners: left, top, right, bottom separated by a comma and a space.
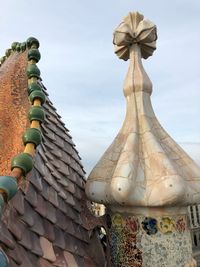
0, 38, 106, 267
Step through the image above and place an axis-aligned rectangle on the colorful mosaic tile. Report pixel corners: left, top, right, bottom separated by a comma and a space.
125, 216, 139, 234
110, 214, 193, 267
110, 214, 142, 267
158, 217, 175, 234
112, 213, 124, 229
142, 217, 157, 235
175, 217, 187, 233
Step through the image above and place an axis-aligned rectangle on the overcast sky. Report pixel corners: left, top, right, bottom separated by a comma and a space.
0, 0, 200, 174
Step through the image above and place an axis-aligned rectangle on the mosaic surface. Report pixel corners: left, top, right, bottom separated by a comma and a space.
110, 214, 193, 267
0, 53, 30, 176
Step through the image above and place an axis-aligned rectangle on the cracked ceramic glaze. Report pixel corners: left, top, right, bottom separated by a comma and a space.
85, 11, 200, 208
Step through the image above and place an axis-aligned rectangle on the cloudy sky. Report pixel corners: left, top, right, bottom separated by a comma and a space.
0, 0, 200, 174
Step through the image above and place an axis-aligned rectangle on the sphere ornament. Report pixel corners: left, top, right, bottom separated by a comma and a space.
5, 49, 12, 58
28, 106, 45, 123
0, 250, 8, 267
26, 37, 40, 49
22, 128, 42, 147
16, 43, 21, 52
28, 82, 42, 95
11, 42, 19, 51
20, 42, 27, 52
11, 153, 33, 176
28, 48, 41, 62
0, 176, 17, 200
29, 90, 45, 105
27, 64, 41, 79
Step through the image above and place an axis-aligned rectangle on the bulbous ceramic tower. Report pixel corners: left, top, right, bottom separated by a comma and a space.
86, 12, 200, 267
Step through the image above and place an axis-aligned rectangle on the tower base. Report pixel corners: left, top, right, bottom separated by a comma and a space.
109, 208, 196, 267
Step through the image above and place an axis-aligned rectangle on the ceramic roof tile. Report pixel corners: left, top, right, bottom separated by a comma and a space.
74, 255, 85, 266
63, 251, 78, 267
55, 210, 67, 231
24, 183, 38, 208
84, 257, 98, 267
74, 186, 84, 200
17, 245, 35, 267
48, 187, 59, 207
42, 121, 57, 134
31, 212, 45, 236
49, 158, 62, 170
39, 257, 54, 267
56, 121, 68, 133
69, 239, 86, 257
20, 200, 35, 227
49, 145, 63, 159
63, 234, 77, 254
64, 217, 76, 235
54, 227, 65, 250
53, 136, 65, 150
44, 150, 54, 162
73, 198, 82, 212
64, 135, 75, 146
64, 180, 76, 195
56, 161, 70, 176
56, 117, 66, 127
43, 219, 55, 242
9, 259, 19, 267
41, 179, 50, 200
52, 246, 68, 267
43, 138, 55, 151
0, 222, 15, 249
40, 237, 56, 262
56, 176, 69, 188
80, 228, 90, 243
45, 202, 57, 224
29, 168, 43, 192
6, 209, 22, 241
6, 245, 22, 265
44, 130, 56, 142
18, 223, 32, 250
43, 172, 57, 188
38, 146, 49, 163
35, 195, 47, 217
64, 192, 76, 207
28, 252, 40, 267
44, 105, 58, 119
46, 161, 56, 173
51, 169, 62, 181
57, 187, 68, 200
62, 142, 73, 156
11, 190, 25, 215
60, 151, 71, 165
46, 114, 58, 125
73, 224, 84, 241
31, 232, 43, 257
34, 155, 47, 177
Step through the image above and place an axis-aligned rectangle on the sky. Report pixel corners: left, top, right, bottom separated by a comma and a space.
0, 0, 200, 174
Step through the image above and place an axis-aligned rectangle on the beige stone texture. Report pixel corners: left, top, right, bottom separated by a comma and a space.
40, 237, 56, 262
86, 11, 200, 209
63, 251, 78, 267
